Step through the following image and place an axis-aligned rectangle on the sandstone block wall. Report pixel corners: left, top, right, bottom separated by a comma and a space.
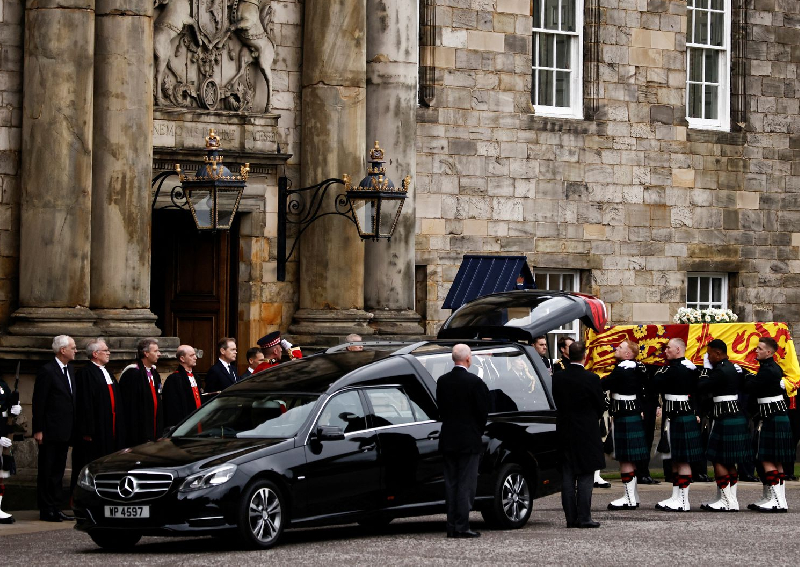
415, 0, 800, 343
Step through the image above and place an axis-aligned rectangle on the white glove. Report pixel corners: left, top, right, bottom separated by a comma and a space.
10, 404, 21, 416
618, 360, 636, 369
680, 359, 697, 370
280, 339, 292, 350
733, 364, 743, 373
0, 437, 11, 448
780, 379, 786, 391
703, 353, 713, 369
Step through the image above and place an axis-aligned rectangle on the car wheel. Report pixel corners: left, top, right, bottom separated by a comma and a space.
480, 463, 532, 529
237, 479, 286, 549
89, 529, 142, 550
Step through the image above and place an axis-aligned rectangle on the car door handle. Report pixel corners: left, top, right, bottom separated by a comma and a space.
426, 431, 440, 440
361, 443, 376, 452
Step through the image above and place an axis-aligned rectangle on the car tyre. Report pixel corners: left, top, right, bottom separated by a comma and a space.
89, 529, 142, 550
237, 479, 286, 549
480, 463, 533, 529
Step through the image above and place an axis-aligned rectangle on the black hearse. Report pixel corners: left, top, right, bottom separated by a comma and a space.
73, 290, 607, 549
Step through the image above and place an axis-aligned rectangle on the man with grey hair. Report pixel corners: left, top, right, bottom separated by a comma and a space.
72, 339, 121, 493
345, 333, 363, 352
32, 335, 77, 522
436, 343, 490, 538
120, 338, 163, 446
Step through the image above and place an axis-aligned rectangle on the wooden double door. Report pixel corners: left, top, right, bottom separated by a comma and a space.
151, 209, 239, 376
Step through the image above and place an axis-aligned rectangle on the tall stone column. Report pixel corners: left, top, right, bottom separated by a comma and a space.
11, 0, 97, 336
290, 0, 373, 342
364, 0, 422, 335
89, 0, 159, 336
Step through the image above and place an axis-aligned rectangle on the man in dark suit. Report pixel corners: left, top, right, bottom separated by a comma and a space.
119, 338, 163, 447
239, 347, 264, 380
32, 335, 78, 522
436, 344, 490, 539
72, 339, 122, 493
205, 337, 238, 393
552, 341, 606, 528
533, 335, 552, 373
162, 345, 202, 428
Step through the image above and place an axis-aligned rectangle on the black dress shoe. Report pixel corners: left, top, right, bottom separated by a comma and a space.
453, 530, 481, 538
39, 512, 62, 522
638, 476, 660, 485
56, 511, 75, 521
594, 480, 612, 488
694, 474, 713, 483
787, 475, 798, 481
578, 521, 601, 528
446, 530, 455, 538
0, 515, 15, 524
566, 522, 578, 528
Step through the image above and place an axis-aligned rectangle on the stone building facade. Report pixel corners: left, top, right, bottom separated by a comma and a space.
0, 0, 798, 383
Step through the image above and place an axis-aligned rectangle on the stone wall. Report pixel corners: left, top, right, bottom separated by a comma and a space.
414, 0, 800, 342
0, 0, 21, 328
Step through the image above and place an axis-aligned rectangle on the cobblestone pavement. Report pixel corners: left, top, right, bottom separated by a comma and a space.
1, 482, 797, 566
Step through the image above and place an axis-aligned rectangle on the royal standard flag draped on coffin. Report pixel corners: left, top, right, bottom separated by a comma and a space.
585, 322, 800, 397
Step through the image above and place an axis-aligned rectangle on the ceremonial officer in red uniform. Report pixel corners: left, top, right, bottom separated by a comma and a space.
162, 345, 202, 428
253, 331, 302, 373
119, 338, 163, 447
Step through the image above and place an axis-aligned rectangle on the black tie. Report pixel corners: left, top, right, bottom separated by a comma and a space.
63, 366, 72, 394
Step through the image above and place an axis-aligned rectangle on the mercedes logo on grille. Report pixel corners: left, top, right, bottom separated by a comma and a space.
118, 475, 138, 499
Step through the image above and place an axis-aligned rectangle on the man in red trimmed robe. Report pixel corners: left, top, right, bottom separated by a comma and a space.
162, 345, 202, 428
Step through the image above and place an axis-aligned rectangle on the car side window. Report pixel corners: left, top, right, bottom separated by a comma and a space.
364, 388, 416, 427
317, 390, 368, 434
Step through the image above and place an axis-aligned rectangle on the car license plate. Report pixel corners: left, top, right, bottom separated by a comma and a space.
104, 505, 150, 518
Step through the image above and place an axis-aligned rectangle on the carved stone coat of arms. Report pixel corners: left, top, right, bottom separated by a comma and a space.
153, 0, 275, 113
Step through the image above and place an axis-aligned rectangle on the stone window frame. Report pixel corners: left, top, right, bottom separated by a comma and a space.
530, 0, 585, 119
532, 269, 581, 359
686, 272, 729, 310
685, 0, 732, 131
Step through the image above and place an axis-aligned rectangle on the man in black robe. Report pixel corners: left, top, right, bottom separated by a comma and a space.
119, 338, 163, 446
163, 345, 202, 428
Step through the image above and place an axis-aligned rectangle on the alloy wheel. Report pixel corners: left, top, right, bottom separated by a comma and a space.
501, 472, 531, 522
248, 487, 282, 543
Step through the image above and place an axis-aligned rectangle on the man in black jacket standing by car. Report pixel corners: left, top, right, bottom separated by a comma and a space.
437, 344, 490, 539
552, 341, 606, 528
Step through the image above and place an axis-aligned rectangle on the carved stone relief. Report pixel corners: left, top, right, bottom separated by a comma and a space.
153, 0, 275, 113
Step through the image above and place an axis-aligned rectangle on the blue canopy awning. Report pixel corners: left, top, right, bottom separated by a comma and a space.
442, 255, 535, 310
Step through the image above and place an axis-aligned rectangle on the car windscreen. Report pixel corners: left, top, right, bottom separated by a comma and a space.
171, 393, 320, 439
416, 346, 551, 412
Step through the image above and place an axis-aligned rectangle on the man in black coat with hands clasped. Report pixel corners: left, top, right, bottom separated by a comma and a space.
552, 341, 606, 528
436, 344, 490, 539
204, 337, 238, 394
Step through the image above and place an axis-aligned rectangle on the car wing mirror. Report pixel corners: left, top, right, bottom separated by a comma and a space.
162, 425, 178, 438
316, 425, 345, 441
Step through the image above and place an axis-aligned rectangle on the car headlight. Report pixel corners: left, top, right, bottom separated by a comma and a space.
77, 466, 95, 490
179, 464, 237, 492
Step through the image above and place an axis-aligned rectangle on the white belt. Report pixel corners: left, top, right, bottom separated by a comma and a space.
612, 394, 637, 401
665, 394, 689, 402
713, 395, 738, 402
757, 395, 783, 404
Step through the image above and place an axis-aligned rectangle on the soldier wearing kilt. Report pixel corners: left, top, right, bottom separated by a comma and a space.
652, 338, 702, 511
697, 339, 751, 512
603, 339, 649, 510
745, 337, 792, 512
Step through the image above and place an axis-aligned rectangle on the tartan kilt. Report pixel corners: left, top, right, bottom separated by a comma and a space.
667, 414, 704, 463
706, 414, 751, 465
756, 414, 795, 462
612, 415, 649, 462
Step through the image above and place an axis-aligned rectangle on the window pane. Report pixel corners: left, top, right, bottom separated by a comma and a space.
562, 0, 575, 31
365, 388, 416, 426
555, 71, 570, 106
688, 277, 699, 303
695, 10, 708, 44
539, 33, 554, 67
318, 391, 367, 433
711, 277, 722, 303
562, 273, 574, 291
710, 0, 722, 9
689, 48, 703, 81
535, 273, 547, 290
533, 0, 541, 27
538, 70, 554, 105
700, 277, 710, 302
687, 10, 693, 43
688, 83, 702, 117
687, 0, 694, 6
697, 0, 708, 8
711, 12, 724, 46
556, 35, 570, 69
705, 85, 718, 119
545, 0, 558, 29
705, 49, 719, 83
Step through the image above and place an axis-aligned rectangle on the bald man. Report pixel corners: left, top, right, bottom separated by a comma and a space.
436, 344, 490, 538
162, 345, 202, 429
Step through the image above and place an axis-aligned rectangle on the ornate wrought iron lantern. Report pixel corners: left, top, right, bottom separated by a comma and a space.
172, 129, 249, 231
277, 141, 410, 281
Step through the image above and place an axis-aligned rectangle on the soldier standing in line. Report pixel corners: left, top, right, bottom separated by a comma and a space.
253, 331, 302, 373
